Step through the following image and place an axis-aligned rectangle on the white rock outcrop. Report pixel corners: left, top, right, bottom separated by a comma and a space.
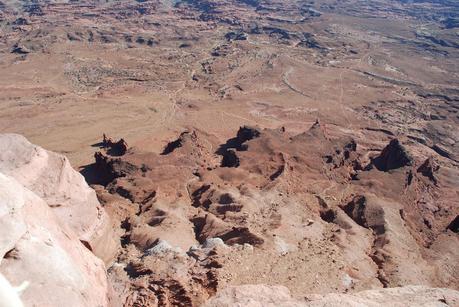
0, 134, 117, 263
0, 173, 110, 306
0, 134, 120, 306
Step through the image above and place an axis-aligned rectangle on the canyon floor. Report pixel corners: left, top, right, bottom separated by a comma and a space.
0, 0, 458, 306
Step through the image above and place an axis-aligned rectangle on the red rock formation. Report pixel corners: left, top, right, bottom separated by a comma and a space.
87, 124, 458, 305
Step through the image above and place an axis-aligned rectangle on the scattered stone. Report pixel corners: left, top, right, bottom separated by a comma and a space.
146, 240, 183, 255
225, 30, 247, 41
417, 157, 440, 184
203, 237, 226, 249
10, 44, 30, 54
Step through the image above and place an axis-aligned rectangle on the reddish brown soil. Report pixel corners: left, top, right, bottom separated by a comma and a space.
89, 122, 458, 305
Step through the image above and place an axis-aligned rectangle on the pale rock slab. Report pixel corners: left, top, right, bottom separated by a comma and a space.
0, 173, 111, 307
0, 133, 117, 263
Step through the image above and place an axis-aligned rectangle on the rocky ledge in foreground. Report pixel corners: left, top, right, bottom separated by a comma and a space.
205, 285, 459, 307
0, 134, 118, 306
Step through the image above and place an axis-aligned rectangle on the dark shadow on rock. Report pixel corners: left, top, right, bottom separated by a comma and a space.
447, 215, 459, 233
373, 139, 413, 171
216, 125, 260, 154
79, 163, 100, 185
221, 149, 240, 167
162, 137, 184, 155
91, 142, 105, 148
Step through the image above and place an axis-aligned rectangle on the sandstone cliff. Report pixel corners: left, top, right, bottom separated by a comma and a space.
0, 134, 117, 263
0, 134, 117, 306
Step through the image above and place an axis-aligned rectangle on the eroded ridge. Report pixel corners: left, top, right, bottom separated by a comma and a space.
88, 123, 458, 305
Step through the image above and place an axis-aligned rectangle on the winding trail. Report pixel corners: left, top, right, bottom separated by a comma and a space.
282, 66, 311, 98
338, 70, 353, 129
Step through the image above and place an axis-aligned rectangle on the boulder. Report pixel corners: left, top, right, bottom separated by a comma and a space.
417, 157, 439, 184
